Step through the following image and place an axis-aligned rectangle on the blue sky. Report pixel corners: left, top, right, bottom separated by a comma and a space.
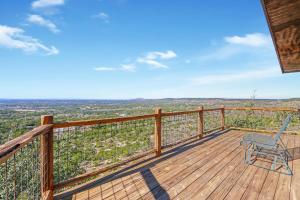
0, 0, 299, 99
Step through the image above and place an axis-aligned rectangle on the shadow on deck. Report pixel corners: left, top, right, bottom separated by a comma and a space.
55, 130, 300, 200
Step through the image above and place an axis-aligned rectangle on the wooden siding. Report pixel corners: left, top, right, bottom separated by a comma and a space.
262, 0, 300, 73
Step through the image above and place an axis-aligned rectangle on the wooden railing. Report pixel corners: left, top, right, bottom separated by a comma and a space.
0, 106, 299, 200
0, 124, 53, 200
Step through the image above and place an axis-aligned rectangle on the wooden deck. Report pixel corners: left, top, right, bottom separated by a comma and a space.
56, 130, 300, 200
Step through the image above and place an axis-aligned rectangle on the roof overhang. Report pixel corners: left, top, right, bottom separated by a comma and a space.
261, 0, 300, 73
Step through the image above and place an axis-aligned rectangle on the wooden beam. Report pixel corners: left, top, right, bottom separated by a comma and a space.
40, 115, 54, 200
53, 107, 241, 130
198, 106, 204, 139
203, 108, 223, 112
221, 105, 225, 130
161, 110, 199, 117
42, 190, 53, 200
155, 108, 162, 156
161, 108, 223, 117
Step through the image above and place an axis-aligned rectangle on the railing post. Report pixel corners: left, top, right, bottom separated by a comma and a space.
154, 108, 162, 156
221, 105, 225, 130
40, 115, 54, 200
198, 106, 204, 139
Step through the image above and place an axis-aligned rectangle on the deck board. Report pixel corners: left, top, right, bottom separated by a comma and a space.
55, 130, 300, 200
291, 134, 300, 200
274, 134, 294, 200
257, 171, 280, 200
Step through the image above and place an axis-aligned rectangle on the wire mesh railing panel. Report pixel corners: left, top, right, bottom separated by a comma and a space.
225, 110, 300, 131
162, 113, 198, 147
53, 118, 155, 185
203, 110, 222, 132
0, 138, 41, 200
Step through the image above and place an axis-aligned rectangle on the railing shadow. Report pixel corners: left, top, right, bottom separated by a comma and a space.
55, 129, 231, 200
140, 168, 170, 200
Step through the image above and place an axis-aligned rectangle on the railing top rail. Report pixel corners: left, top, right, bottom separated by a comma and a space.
53, 114, 156, 129
161, 110, 199, 117
0, 124, 53, 164
204, 108, 224, 112
225, 107, 299, 112
161, 108, 223, 117
54, 107, 225, 128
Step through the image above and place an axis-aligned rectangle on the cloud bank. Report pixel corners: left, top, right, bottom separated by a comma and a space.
0, 25, 59, 55
137, 50, 177, 69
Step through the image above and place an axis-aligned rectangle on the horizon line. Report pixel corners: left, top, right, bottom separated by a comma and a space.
0, 97, 299, 101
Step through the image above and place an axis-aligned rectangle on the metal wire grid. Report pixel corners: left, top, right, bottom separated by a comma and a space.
41, 134, 50, 195
0, 138, 41, 200
225, 110, 300, 131
161, 113, 198, 147
203, 110, 222, 132
53, 118, 155, 184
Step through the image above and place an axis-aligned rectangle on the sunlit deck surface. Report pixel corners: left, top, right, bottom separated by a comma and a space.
57, 130, 300, 200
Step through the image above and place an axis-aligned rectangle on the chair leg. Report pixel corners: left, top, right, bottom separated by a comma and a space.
280, 153, 293, 176
246, 147, 253, 164
287, 166, 293, 176
243, 143, 248, 164
244, 150, 247, 164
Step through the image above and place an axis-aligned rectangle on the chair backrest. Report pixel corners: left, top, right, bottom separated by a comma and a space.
273, 114, 292, 143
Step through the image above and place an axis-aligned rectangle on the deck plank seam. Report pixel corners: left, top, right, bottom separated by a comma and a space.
171, 140, 243, 199
205, 153, 249, 200
140, 134, 243, 199
190, 149, 245, 199
223, 163, 259, 200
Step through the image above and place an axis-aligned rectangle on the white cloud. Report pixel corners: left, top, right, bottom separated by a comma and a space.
121, 64, 136, 72
197, 33, 273, 63
94, 64, 136, 72
27, 15, 60, 33
92, 12, 110, 23
32, 0, 64, 9
225, 33, 271, 47
137, 58, 168, 69
137, 50, 177, 69
0, 25, 59, 55
94, 67, 117, 71
93, 50, 177, 72
191, 67, 281, 86
145, 50, 177, 60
